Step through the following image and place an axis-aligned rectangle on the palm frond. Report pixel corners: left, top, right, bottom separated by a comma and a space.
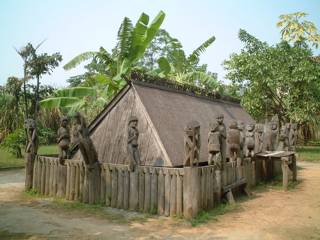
187, 36, 215, 64
117, 17, 133, 62
63, 51, 97, 70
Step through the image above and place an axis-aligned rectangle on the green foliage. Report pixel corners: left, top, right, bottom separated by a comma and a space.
277, 12, 320, 48
296, 146, 320, 162
0, 129, 25, 158
224, 29, 320, 124
38, 128, 56, 145
63, 51, 96, 70
0, 148, 25, 169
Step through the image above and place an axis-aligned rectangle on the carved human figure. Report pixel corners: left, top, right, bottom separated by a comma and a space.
277, 125, 289, 151
24, 119, 38, 190
184, 120, 201, 167
289, 123, 298, 151
73, 112, 98, 169
270, 121, 279, 151
208, 122, 221, 169
216, 114, 226, 169
255, 124, 264, 153
244, 124, 255, 157
237, 121, 245, 157
127, 116, 140, 171
57, 116, 70, 165
227, 120, 241, 164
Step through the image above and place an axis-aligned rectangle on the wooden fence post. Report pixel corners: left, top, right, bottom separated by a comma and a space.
183, 167, 200, 219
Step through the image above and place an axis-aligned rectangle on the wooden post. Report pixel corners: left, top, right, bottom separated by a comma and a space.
111, 167, 118, 208
45, 159, 50, 196
292, 155, 297, 182
150, 168, 158, 214
176, 170, 183, 216
57, 164, 67, 198
40, 158, 46, 195
201, 168, 207, 210
75, 163, 80, 200
183, 167, 200, 219
82, 166, 89, 203
144, 167, 151, 213
66, 162, 70, 200
32, 157, 37, 190
25, 152, 35, 191
117, 168, 124, 209
79, 162, 85, 202
100, 166, 106, 204
105, 165, 112, 206
129, 169, 139, 210
36, 157, 42, 192
138, 168, 145, 211
207, 167, 213, 209
53, 160, 58, 196
169, 171, 177, 216
214, 170, 221, 205
164, 169, 171, 216
70, 162, 76, 200
49, 160, 54, 196
123, 168, 130, 210
88, 163, 101, 204
157, 169, 165, 215
281, 158, 289, 191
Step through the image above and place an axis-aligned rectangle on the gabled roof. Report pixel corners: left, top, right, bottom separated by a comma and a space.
132, 80, 254, 166
82, 74, 255, 167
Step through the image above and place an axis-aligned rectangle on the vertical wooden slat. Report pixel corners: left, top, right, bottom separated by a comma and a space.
45, 159, 50, 196
169, 171, 177, 216
117, 168, 124, 209
111, 167, 118, 208
150, 168, 158, 214
32, 157, 37, 190
129, 169, 139, 210
53, 160, 58, 196
49, 160, 54, 196
176, 170, 183, 216
70, 162, 75, 200
138, 168, 145, 211
100, 166, 106, 204
79, 162, 85, 201
105, 165, 112, 206
66, 162, 70, 200
74, 163, 80, 200
123, 167, 130, 210
57, 164, 67, 198
36, 157, 42, 192
164, 169, 171, 216
82, 166, 89, 203
40, 158, 46, 195
144, 167, 151, 213
157, 169, 165, 215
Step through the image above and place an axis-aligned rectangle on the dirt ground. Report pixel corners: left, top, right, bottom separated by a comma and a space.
0, 161, 320, 240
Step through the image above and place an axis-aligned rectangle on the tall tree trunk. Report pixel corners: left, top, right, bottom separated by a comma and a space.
23, 65, 28, 119
34, 75, 40, 121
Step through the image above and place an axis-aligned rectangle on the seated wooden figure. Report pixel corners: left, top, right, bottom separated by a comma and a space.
227, 120, 241, 165
244, 123, 255, 157
184, 121, 201, 167
127, 116, 140, 172
289, 123, 297, 151
208, 122, 221, 169
57, 116, 70, 165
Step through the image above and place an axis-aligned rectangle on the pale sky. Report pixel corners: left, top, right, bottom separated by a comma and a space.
0, 0, 319, 87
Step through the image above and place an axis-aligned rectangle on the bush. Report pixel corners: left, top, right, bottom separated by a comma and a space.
0, 128, 26, 158
39, 127, 56, 145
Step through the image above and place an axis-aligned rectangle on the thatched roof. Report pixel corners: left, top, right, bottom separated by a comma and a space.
132, 80, 254, 166
78, 74, 255, 167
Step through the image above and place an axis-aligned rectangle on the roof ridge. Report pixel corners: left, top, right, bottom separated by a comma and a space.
130, 71, 241, 104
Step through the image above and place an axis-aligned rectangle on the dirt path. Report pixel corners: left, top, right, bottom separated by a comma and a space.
0, 162, 320, 240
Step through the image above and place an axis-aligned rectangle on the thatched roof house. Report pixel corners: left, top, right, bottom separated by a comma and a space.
73, 74, 254, 167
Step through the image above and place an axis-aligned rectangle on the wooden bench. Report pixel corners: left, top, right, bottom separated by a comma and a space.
223, 178, 248, 204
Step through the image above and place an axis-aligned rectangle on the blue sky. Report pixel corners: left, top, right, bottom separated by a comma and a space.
0, 0, 319, 87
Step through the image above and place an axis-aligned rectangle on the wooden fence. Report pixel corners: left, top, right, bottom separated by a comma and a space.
32, 156, 257, 218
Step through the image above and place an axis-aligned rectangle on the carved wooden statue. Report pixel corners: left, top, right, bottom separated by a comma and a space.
73, 112, 98, 169
244, 124, 255, 157
255, 123, 264, 153
227, 120, 241, 164
270, 121, 279, 151
127, 116, 140, 171
289, 123, 297, 151
237, 121, 245, 157
25, 118, 38, 190
57, 116, 70, 165
184, 120, 201, 167
277, 125, 289, 151
216, 114, 226, 169
208, 122, 221, 169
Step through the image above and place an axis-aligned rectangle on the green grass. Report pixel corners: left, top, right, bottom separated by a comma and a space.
190, 203, 241, 227
296, 146, 320, 162
0, 145, 58, 169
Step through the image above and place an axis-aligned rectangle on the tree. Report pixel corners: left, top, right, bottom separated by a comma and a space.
142, 29, 219, 91
29, 51, 62, 120
277, 12, 320, 48
41, 11, 165, 117
224, 29, 320, 137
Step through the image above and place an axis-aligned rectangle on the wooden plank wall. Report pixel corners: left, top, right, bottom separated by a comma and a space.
33, 156, 257, 218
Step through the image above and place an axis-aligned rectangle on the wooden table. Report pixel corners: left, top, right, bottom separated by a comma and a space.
255, 151, 297, 190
